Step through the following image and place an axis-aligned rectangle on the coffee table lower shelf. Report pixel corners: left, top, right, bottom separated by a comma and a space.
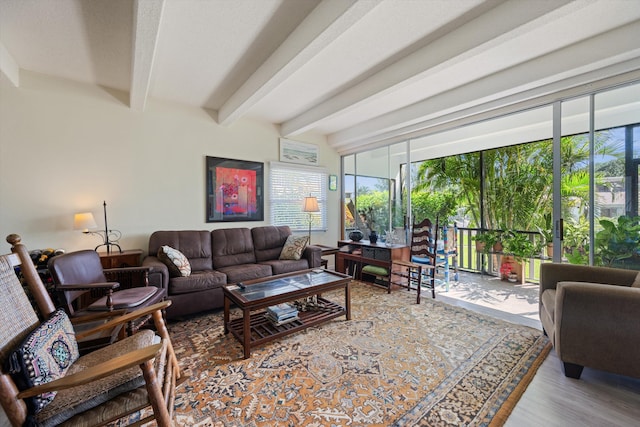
226, 297, 346, 355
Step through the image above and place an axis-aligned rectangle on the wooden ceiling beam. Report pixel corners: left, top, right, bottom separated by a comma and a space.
130, 0, 165, 111
0, 42, 19, 87
217, 0, 379, 126
280, 0, 574, 137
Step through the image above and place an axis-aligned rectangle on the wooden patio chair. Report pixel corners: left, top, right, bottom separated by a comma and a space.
390, 218, 439, 303
0, 234, 183, 427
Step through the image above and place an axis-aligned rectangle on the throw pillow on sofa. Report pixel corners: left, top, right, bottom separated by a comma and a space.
158, 245, 191, 277
279, 235, 309, 261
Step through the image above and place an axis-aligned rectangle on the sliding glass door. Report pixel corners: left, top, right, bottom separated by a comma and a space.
342, 80, 640, 274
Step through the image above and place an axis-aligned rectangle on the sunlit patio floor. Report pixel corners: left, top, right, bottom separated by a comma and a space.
434, 270, 542, 330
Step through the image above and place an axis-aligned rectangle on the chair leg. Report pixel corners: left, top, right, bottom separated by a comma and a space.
141, 359, 172, 426
562, 362, 584, 379
416, 266, 422, 304
453, 255, 459, 282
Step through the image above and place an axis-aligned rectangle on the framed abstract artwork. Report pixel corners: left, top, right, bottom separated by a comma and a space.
206, 156, 264, 222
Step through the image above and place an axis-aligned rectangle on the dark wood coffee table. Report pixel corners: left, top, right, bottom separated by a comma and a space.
223, 269, 351, 358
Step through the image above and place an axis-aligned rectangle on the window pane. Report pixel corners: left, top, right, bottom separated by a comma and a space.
593, 82, 640, 269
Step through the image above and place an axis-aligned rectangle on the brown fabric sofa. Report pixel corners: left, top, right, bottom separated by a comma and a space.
539, 262, 640, 379
143, 226, 321, 319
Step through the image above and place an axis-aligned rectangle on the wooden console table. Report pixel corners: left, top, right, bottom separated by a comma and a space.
336, 240, 409, 281
99, 249, 147, 290
98, 249, 143, 268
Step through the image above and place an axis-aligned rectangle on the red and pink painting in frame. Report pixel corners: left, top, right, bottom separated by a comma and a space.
206, 156, 264, 222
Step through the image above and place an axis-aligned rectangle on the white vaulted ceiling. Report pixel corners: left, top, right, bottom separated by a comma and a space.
1, 0, 639, 154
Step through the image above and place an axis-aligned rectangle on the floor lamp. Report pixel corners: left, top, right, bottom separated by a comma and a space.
303, 196, 319, 244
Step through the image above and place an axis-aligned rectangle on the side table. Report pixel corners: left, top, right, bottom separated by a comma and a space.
99, 249, 147, 290
314, 244, 339, 269
98, 249, 143, 268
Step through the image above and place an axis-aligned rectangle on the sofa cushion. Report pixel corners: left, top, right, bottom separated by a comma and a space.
211, 228, 256, 268
279, 235, 309, 261
261, 259, 310, 275
87, 286, 161, 310
362, 265, 390, 277
158, 246, 191, 277
216, 263, 272, 284
252, 226, 292, 262
541, 288, 556, 322
148, 230, 213, 271
168, 270, 227, 295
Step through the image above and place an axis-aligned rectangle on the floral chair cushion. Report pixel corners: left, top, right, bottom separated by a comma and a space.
7, 308, 79, 414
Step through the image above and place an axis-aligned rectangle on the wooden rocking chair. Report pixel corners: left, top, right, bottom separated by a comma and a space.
0, 234, 183, 426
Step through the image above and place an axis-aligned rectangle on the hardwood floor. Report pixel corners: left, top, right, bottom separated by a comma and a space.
437, 273, 640, 427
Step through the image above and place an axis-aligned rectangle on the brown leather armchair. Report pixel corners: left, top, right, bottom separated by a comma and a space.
48, 250, 166, 334
539, 262, 640, 379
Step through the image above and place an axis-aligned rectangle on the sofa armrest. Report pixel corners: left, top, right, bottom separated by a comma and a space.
142, 256, 169, 290
554, 281, 640, 376
303, 245, 322, 268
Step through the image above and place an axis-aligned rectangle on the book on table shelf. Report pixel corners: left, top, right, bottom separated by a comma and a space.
265, 312, 300, 326
266, 303, 299, 325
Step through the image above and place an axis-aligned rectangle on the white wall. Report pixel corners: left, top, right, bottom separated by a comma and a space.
0, 71, 341, 254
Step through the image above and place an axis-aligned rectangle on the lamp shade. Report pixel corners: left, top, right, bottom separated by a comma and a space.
73, 212, 98, 232
303, 196, 319, 212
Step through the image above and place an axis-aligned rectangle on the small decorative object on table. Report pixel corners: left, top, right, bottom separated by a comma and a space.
369, 230, 378, 244
349, 230, 363, 242
293, 295, 319, 312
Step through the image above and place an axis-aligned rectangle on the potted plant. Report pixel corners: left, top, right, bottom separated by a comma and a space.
499, 262, 518, 282
472, 230, 501, 253
502, 230, 537, 261
501, 230, 536, 283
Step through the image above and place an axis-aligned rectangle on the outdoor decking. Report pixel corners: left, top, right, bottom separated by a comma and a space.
436, 270, 541, 330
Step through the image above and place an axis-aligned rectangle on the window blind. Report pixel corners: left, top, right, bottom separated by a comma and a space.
270, 162, 327, 232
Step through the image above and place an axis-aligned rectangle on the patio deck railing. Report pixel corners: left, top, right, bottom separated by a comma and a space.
454, 227, 549, 283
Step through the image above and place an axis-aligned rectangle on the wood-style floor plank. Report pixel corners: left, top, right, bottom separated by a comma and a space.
437, 273, 640, 427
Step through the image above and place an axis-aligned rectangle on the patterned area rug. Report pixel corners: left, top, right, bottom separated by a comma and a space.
169, 282, 550, 426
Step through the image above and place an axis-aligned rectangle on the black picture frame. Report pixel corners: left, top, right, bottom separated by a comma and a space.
206, 156, 264, 222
